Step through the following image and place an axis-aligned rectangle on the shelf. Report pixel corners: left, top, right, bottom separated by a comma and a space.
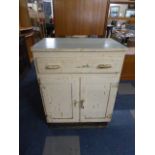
110, 0, 135, 4
108, 17, 133, 20
20, 26, 33, 31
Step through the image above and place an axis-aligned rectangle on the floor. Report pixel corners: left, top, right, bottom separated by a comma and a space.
19, 65, 135, 155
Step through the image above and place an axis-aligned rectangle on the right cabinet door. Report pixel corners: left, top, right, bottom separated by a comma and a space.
80, 75, 118, 122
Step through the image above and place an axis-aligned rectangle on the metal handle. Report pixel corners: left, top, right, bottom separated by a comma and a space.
80, 99, 85, 109
45, 65, 60, 69
97, 64, 112, 69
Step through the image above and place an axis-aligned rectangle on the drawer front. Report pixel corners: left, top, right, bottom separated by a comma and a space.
36, 57, 123, 74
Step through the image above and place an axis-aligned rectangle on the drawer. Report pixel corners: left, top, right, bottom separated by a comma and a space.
36, 57, 123, 74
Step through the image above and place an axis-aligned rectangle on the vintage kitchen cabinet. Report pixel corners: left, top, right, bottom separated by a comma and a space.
32, 38, 126, 123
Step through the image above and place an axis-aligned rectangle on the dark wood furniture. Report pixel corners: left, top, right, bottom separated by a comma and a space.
20, 27, 35, 63
53, 0, 110, 37
19, 35, 31, 75
121, 49, 135, 80
19, 0, 35, 63
19, 0, 32, 27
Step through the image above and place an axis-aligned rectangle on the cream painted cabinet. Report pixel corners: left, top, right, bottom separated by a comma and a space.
80, 75, 117, 122
39, 76, 79, 123
32, 38, 126, 123
39, 75, 118, 123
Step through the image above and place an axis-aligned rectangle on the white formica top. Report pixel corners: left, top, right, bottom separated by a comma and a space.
32, 38, 127, 52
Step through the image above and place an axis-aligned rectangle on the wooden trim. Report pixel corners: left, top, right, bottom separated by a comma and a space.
110, 0, 135, 4
103, 0, 110, 37
108, 17, 134, 20
25, 32, 34, 38
20, 26, 33, 31
19, 0, 32, 27
121, 54, 135, 80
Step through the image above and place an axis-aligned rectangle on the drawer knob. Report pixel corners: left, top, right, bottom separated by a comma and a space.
45, 65, 60, 69
97, 64, 112, 69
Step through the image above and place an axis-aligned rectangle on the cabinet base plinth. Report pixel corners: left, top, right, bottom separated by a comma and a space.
46, 122, 108, 128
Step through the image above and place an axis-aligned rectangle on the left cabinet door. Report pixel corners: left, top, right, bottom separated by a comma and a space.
39, 75, 79, 123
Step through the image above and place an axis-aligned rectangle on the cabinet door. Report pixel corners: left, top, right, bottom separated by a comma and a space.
80, 75, 117, 122
39, 76, 79, 123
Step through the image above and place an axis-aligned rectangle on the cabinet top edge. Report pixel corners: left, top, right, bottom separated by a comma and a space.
31, 38, 127, 52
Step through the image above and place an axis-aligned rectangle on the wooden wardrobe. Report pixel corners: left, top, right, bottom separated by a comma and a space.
53, 0, 110, 37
